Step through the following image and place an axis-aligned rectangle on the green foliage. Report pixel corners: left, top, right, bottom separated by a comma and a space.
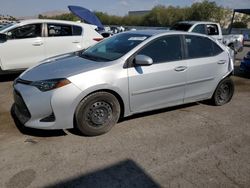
37, 1, 248, 28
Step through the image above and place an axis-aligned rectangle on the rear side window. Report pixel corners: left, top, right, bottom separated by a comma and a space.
170, 23, 192, 31
72, 26, 82, 36
206, 24, 219, 35
185, 35, 223, 58
47, 24, 72, 37
8, 24, 42, 39
138, 35, 182, 63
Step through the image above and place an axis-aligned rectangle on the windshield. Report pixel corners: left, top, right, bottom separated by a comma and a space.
170, 23, 192, 31
0, 23, 14, 32
81, 33, 150, 62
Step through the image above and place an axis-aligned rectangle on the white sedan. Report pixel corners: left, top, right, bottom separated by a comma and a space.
13, 30, 234, 136
0, 19, 103, 74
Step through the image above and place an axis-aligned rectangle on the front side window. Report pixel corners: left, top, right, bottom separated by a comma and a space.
8, 24, 42, 39
47, 24, 72, 37
185, 35, 222, 58
138, 35, 182, 63
192, 24, 206, 34
81, 33, 150, 61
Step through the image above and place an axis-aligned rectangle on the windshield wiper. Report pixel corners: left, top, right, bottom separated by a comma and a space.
81, 53, 111, 62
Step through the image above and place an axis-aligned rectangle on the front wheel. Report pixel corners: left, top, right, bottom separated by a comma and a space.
75, 92, 120, 136
210, 77, 234, 106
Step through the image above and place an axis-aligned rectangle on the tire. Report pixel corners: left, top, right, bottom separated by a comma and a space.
75, 92, 120, 136
211, 77, 234, 106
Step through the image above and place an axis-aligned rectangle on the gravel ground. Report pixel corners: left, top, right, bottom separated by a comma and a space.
0, 46, 250, 188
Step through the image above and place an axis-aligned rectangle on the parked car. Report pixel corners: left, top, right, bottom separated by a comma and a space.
99, 31, 113, 38
13, 30, 234, 136
0, 19, 103, 74
170, 21, 244, 53
240, 51, 250, 73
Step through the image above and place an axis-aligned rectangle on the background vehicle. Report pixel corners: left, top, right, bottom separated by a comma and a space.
13, 30, 234, 136
170, 21, 244, 53
0, 19, 103, 74
240, 51, 250, 73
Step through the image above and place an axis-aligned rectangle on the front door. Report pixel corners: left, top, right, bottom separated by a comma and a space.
0, 23, 45, 70
128, 35, 187, 113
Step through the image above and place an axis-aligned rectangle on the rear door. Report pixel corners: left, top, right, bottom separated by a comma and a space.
0, 23, 45, 70
128, 35, 187, 112
43, 23, 84, 59
183, 35, 227, 103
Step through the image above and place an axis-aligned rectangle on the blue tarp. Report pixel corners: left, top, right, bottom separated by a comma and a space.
68, 5, 104, 30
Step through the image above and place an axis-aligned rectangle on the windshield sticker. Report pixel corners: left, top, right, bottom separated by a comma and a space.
128, 37, 147, 41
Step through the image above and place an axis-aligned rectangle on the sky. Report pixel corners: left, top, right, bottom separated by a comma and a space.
0, 0, 250, 17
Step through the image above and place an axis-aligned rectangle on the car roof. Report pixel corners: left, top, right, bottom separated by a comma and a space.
124, 29, 202, 37
177, 21, 218, 25
17, 19, 92, 27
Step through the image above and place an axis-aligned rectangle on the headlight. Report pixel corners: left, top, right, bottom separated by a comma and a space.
31, 78, 71, 92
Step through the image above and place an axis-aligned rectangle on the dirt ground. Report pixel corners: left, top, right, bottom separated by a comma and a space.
0, 46, 250, 188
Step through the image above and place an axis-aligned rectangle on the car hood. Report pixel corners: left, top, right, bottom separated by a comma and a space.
20, 55, 107, 81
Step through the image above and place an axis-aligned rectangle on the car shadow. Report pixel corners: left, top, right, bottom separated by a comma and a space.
120, 102, 199, 123
0, 73, 21, 82
44, 159, 161, 188
10, 105, 67, 137
234, 65, 250, 79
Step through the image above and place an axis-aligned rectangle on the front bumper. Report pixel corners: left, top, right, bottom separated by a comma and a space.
13, 82, 82, 130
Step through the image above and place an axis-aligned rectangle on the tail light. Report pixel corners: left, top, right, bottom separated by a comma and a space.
93, 38, 103, 42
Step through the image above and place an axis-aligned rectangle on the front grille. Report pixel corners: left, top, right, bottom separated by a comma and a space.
13, 90, 31, 124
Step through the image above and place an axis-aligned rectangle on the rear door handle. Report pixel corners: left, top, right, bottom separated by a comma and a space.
217, 60, 226, 64
175, 66, 187, 72
32, 41, 43, 46
72, 41, 80, 44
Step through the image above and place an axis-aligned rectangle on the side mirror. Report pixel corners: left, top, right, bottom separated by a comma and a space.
0, 33, 7, 42
134, 55, 153, 66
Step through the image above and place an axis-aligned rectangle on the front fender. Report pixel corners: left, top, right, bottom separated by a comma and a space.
72, 83, 131, 118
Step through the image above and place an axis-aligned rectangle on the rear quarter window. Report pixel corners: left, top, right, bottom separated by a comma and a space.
212, 42, 224, 55
72, 25, 82, 36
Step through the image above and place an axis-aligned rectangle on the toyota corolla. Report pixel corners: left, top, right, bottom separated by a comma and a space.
13, 30, 234, 136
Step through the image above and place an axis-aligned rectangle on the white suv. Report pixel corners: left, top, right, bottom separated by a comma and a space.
0, 19, 103, 74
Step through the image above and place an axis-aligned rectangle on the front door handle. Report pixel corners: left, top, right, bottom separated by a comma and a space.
217, 60, 226, 64
72, 41, 80, 44
175, 66, 187, 72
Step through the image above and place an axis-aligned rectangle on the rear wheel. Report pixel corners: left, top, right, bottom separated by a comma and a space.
211, 77, 234, 106
75, 92, 120, 136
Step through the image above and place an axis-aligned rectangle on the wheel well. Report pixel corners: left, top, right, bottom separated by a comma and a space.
79, 89, 125, 119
